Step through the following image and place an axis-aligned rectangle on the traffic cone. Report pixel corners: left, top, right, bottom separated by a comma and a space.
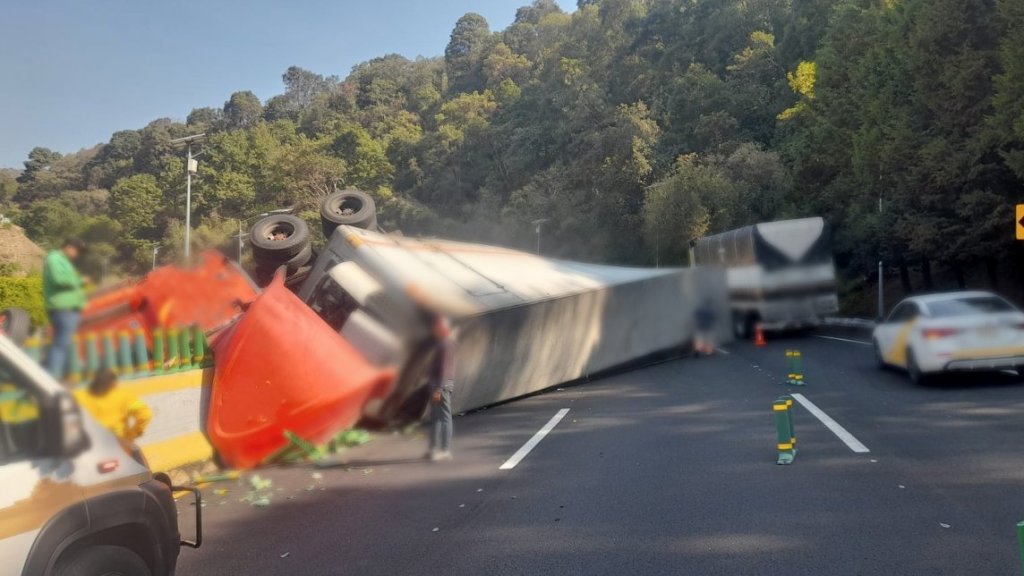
754, 323, 767, 347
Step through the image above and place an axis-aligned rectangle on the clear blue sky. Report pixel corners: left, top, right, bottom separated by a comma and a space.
0, 0, 562, 169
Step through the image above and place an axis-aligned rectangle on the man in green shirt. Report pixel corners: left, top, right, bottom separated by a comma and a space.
42, 238, 87, 379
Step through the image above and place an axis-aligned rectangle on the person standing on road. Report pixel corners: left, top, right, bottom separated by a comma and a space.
43, 238, 87, 380
428, 314, 456, 462
694, 299, 717, 356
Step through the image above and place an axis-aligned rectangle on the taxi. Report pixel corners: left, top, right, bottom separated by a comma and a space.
872, 291, 1024, 384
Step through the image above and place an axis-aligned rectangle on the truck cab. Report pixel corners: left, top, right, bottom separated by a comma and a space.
0, 335, 198, 576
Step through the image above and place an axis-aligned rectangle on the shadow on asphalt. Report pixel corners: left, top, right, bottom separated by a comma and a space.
314, 456, 428, 469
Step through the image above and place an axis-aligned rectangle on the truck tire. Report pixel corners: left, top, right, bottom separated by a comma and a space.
320, 189, 377, 238
249, 215, 311, 263
284, 243, 313, 273
284, 264, 313, 290
2, 307, 31, 346
54, 545, 152, 576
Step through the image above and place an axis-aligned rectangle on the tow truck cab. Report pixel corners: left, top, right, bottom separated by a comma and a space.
0, 335, 200, 576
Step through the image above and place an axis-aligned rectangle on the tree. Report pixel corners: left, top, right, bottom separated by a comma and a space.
281, 66, 339, 111
445, 13, 493, 94
17, 147, 62, 185
109, 174, 162, 239
993, 0, 1024, 181
187, 107, 223, 128
642, 154, 742, 265
223, 91, 264, 130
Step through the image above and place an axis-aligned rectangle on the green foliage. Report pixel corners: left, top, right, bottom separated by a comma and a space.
110, 174, 162, 238
8, 0, 1024, 306
224, 91, 263, 130
0, 277, 46, 327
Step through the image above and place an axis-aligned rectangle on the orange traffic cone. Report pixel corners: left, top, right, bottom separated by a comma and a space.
754, 323, 767, 347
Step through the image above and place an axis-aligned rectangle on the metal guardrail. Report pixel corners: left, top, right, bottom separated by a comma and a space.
822, 317, 877, 330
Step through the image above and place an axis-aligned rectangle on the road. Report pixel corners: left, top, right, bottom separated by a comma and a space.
175, 332, 1024, 575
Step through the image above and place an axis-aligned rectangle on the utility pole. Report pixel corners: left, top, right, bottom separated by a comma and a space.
170, 134, 206, 263
878, 193, 884, 320
532, 219, 549, 255
152, 245, 161, 271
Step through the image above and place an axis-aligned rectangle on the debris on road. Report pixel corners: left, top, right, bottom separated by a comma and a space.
192, 471, 241, 485
249, 475, 273, 491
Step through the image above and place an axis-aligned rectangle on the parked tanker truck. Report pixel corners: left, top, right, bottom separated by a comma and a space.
692, 217, 839, 339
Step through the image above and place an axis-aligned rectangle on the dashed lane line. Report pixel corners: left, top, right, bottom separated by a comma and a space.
791, 393, 871, 454
499, 409, 570, 470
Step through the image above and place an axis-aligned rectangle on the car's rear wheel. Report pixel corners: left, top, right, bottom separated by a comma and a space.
907, 350, 929, 385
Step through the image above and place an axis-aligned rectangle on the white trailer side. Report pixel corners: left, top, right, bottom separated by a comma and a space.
300, 226, 729, 419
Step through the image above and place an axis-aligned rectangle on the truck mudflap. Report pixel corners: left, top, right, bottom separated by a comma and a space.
206, 274, 396, 469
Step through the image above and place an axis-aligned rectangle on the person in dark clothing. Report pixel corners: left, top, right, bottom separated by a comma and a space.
428, 314, 456, 461
694, 299, 717, 356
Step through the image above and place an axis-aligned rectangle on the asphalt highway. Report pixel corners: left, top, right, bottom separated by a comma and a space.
176, 331, 1024, 575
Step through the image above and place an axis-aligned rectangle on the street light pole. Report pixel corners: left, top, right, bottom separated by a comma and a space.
878, 193, 884, 320
185, 142, 193, 261
531, 219, 549, 255
170, 134, 206, 264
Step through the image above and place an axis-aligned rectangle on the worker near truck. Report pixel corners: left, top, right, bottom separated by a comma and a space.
694, 299, 717, 356
42, 237, 87, 380
428, 314, 456, 462
74, 366, 152, 463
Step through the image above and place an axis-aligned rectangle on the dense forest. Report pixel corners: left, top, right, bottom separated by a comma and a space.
3, 0, 1024, 313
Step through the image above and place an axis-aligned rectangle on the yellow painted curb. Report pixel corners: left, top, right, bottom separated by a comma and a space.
142, 431, 214, 472
122, 368, 214, 397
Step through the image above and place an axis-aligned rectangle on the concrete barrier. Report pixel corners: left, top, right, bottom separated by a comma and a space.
128, 369, 214, 472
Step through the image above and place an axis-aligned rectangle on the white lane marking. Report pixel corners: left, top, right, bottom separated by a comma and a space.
716, 347, 730, 355
790, 393, 870, 454
815, 335, 872, 346
499, 409, 570, 470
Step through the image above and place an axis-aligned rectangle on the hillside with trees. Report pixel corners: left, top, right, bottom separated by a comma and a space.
8, 0, 1024, 313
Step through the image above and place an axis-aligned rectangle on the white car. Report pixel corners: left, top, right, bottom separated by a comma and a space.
872, 291, 1024, 383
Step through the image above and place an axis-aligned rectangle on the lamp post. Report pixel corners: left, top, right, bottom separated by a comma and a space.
878, 193, 884, 321
169, 134, 206, 262
531, 218, 549, 255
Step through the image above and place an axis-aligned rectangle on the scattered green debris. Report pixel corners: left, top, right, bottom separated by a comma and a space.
249, 474, 273, 491
192, 471, 241, 485
333, 429, 371, 448
263, 428, 374, 465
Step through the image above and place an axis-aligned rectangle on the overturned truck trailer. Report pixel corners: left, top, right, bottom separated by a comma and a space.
206, 190, 729, 468
296, 225, 730, 420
